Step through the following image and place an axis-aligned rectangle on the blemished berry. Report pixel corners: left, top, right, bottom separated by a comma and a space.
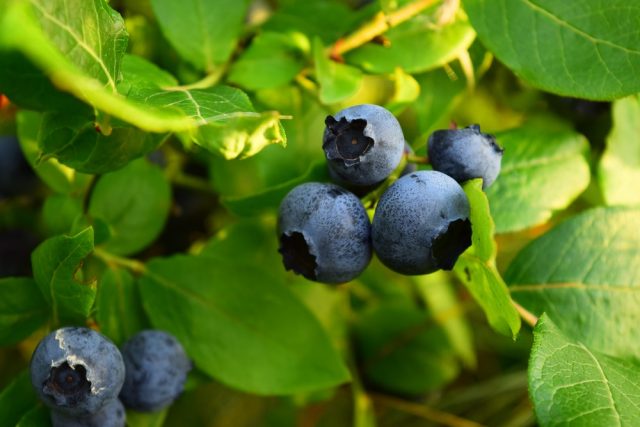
372, 171, 472, 275
50, 398, 126, 427
323, 104, 405, 187
30, 327, 125, 417
428, 124, 503, 189
119, 330, 191, 412
278, 182, 372, 284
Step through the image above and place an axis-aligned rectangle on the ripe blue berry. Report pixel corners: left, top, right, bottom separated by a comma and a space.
119, 330, 191, 412
372, 171, 471, 275
428, 125, 503, 189
50, 398, 125, 427
30, 327, 125, 417
323, 104, 405, 187
278, 182, 372, 283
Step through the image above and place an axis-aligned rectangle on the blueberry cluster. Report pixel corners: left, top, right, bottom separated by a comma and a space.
277, 105, 502, 283
30, 328, 191, 426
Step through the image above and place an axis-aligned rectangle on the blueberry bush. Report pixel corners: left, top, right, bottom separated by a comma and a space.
1, 0, 639, 425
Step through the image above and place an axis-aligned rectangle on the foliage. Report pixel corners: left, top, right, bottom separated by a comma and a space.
0, 0, 639, 425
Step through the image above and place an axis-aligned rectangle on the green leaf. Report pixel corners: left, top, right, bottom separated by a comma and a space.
16, 405, 51, 427
414, 69, 467, 137
314, 38, 363, 105
507, 206, 640, 360
39, 111, 168, 174
411, 41, 492, 140
463, 179, 496, 261
354, 300, 459, 395
126, 408, 169, 427
0, 277, 48, 346
346, 10, 475, 74
42, 194, 83, 235
598, 95, 640, 206
209, 92, 326, 201
0, 51, 84, 112
263, 0, 362, 44
96, 268, 148, 346
454, 180, 521, 338
32, 0, 126, 89
463, 0, 640, 100
486, 123, 590, 233
16, 111, 90, 194
0, 371, 39, 426
89, 159, 171, 255
530, 314, 640, 426
119, 55, 287, 159
384, 68, 421, 115
228, 32, 308, 91
414, 272, 476, 368
0, 0, 127, 110
199, 220, 281, 266
221, 162, 328, 217
0, 9, 286, 159
138, 254, 350, 394
150, 0, 249, 71
31, 227, 96, 323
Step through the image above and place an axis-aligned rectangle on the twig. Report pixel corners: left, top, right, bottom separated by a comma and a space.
371, 393, 485, 427
328, 0, 440, 59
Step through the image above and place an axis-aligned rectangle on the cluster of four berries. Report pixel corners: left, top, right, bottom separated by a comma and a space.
278, 104, 503, 283
30, 328, 191, 426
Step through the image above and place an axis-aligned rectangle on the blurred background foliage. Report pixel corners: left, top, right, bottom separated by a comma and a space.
1, 0, 638, 425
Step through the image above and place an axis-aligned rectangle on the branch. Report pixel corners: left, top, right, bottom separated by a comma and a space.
328, 0, 440, 59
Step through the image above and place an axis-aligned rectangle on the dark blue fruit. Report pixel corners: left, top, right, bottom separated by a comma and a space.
30, 327, 125, 417
119, 330, 191, 412
323, 104, 405, 187
428, 125, 503, 189
372, 171, 471, 275
0, 135, 36, 198
50, 398, 125, 427
278, 182, 372, 283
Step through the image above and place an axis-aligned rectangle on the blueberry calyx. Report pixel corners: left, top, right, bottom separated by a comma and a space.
431, 218, 472, 270
279, 231, 318, 280
43, 362, 91, 405
323, 116, 374, 166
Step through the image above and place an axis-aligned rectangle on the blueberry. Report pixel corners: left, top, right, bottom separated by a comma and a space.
0, 135, 37, 198
30, 327, 125, 417
50, 398, 126, 427
278, 182, 372, 283
119, 330, 191, 412
323, 104, 405, 187
428, 124, 503, 189
372, 171, 472, 275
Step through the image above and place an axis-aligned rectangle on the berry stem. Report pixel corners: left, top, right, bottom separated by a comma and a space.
361, 153, 409, 209
406, 153, 430, 165
327, 0, 440, 59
